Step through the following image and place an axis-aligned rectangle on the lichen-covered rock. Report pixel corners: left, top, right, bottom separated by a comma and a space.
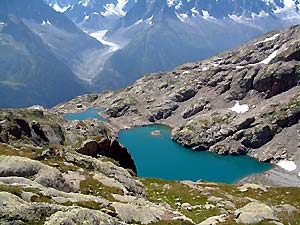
181, 100, 209, 119
148, 100, 179, 122
198, 214, 227, 225
0, 156, 73, 192
235, 202, 278, 224
44, 208, 122, 225
170, 86, 198, 102
112, 200, 185, 224
0, 192, 66, 224
65, 152, 146, 197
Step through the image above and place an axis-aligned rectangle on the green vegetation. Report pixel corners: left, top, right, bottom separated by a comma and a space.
0, 143, 44, 159
141, 178, 300, 224
80, 175, 123, 201
141, 178, 220, 223
267, 94, 300, 123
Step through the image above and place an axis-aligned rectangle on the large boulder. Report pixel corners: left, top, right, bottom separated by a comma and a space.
112, 200, 189, 224
170, 86, 198, 102
241, 124, 274, 149
0, 156, 73, 192
44, 208, 122, 225
65, 152, 145, 197
0, 191, 66, 224
235, 202, 278, 224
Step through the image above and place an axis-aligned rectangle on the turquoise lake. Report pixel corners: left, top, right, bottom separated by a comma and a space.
64, 109, 272, 184
119, 124, 272, 184
64, 108, 106, 121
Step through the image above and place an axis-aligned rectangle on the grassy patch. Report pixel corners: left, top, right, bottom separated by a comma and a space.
0, 183, 52, 204
141, 178, 222, 224
80, 175, 123, 201
0, 143, 44, 158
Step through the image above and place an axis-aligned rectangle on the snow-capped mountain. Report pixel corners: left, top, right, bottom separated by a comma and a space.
45, 0, 300, 30
43, 0, 78, 12
90, 0, 300, 91
44, 0, 300, 92
44, 0, 136, 31
109, 0, 300, 29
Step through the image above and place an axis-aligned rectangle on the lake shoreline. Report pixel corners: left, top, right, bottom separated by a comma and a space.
60, 105, 298, 186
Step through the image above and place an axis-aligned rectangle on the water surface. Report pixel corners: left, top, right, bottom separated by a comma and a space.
119, 124, 272, 183
64, 108, 106, 121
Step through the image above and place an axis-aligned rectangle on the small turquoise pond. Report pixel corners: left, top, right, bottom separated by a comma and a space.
119, 124, 272, 184
64, 108, 106, 121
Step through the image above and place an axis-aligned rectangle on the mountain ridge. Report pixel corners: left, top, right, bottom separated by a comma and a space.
83, 0, 300, 92
0, 13, 86, 108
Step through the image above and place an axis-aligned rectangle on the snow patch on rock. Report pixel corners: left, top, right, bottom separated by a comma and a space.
255, 34, 280, 45
277, 160, 297, 171
191, 7, 200, 17
202, 10, 215, 20
50, 3, 70, 13
230, 101, 249, 114
42, 20, 52, 26
176, 12, 188, 22
101, 0, 128, 17
259, 49, 279, 64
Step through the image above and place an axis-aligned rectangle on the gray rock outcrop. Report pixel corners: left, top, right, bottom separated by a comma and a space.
235, 202, 278, 224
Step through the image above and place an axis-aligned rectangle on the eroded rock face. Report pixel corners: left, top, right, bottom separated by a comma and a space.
181, 100, 209, 119
105, 96, 137, 118
148, 100, 179, 122
253, 62, 300, 98
170, 86, 198, 102
77, 138, 137, 174
0, 109, 65, 146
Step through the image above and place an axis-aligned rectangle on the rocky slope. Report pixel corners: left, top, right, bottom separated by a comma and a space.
0, 107, 299, 224
55, 25, 300, 187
